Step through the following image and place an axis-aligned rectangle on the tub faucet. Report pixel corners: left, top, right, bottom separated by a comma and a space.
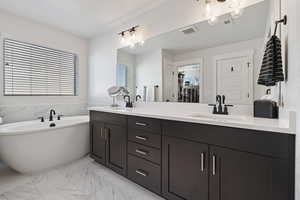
49, 109, 56, 121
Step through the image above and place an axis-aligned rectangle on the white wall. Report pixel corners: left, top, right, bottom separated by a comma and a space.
286, 0, 300, 199
0, 10, 89, 122
172, 38, 265, 103
135, 50, 162, 101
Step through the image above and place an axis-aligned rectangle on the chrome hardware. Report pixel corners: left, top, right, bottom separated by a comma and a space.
135, 169, 148, 177
136, 122, 147, 126
201, 153, 205, 172
135, 149, 148, 156
135, 135, 148, 141
212, 155, 216, 175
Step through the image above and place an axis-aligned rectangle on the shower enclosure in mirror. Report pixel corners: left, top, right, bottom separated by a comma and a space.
117, 0, 274, 105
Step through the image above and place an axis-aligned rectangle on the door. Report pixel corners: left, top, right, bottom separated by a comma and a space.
162, 136, 209, 200
105, 124, 127, 175
216, 53, 252, 104
163, 57, 177, 102
91, 122, 106, 165
210, 146, 290, 200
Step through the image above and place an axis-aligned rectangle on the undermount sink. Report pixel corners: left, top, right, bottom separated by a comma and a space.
188, 113, 248, 122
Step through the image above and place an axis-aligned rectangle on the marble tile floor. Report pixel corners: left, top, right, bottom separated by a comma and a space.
0, 157, 164, 200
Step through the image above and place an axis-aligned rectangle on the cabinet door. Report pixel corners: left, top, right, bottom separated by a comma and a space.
162, 136, 209, 200
105, 124, 127, 176
91, 122, 106, 165
210, 146, 290, 200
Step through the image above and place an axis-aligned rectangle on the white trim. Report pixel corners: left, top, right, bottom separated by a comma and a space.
173, 57, 204, 103
212, 50, 254, 105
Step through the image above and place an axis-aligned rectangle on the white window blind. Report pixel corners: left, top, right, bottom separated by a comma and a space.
4, 39, 77, 96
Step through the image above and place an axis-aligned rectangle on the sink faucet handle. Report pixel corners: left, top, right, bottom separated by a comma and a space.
57, 114, 64, 120
38, 116, 44, 122
208, 104, 217, 114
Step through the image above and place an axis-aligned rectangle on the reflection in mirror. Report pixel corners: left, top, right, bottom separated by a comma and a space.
117, 0, 272, 105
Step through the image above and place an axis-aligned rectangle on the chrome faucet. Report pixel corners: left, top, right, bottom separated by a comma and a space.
209, 95, 233, 115
49, 109, 56, 121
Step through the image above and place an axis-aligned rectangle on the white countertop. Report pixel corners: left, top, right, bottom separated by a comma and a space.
88, 104, 296, 134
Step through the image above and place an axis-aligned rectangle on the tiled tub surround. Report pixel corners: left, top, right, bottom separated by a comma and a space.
0, 103, 88, 123
0, 157, 163, 200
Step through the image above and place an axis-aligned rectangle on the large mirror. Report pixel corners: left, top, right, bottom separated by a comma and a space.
117, 0, 272, 105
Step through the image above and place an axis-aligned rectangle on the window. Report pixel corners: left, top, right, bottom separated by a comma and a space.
4, 39, 77, 96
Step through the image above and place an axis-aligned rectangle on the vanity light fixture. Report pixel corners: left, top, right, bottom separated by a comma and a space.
200, 0, 244, 25
119, 26, 145, 48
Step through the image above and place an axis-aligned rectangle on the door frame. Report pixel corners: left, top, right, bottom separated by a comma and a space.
212, 50, 254, 105
173, 58, 204, 103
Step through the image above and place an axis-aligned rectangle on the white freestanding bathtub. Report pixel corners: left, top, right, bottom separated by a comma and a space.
0, 115, 90, 174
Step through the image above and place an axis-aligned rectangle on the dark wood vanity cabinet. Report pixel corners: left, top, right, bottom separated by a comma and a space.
90, 122, 106, 165
162, 120, 294, 200
90, 111, 295, 200
162, 136, 209, 200
90, 111, 127, 176
127, 116, 162, 194
209, 146, 290, 200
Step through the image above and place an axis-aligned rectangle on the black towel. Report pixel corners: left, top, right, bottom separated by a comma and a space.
257, 35, 284, 86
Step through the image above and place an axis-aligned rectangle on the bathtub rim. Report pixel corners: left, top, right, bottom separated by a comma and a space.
0, 115, 89, 136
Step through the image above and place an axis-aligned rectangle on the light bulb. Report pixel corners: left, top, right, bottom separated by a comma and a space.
208, 15, 219, 25
230, 0, 244, 19
121, 37, 125, 44
205, 1, 212, 17
231, 7, 244, 19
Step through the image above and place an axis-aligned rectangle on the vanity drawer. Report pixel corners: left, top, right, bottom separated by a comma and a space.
128, 154, 161, 194
90, 111, 127, 126
128, 116, 161, 133
128, 128, 161, 149
128, 142, 161, 164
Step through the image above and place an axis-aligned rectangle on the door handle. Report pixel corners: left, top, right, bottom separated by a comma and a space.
135, 169, 148, 177
135, 135, 148, 141
200, 153, 205, 172
135, 149, 148, 156
100, 127, 103, 138
212, 155, 216, 176
135, 122, 147, 126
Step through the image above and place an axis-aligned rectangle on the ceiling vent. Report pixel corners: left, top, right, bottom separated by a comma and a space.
180, 26, 198, 35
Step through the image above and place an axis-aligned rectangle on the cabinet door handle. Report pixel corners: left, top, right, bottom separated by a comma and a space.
200, 153, 205, 172
100, 127, 103, 138
212, 155, 216, 176
135, 135, 148, 141
135, 149, 148, 156
135, 169, 148, 177
136, 122, 147, 126
104, 128, 109, 140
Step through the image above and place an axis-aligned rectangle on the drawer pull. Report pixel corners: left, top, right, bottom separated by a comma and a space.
136, 122, 147, 126
135, 149, 148, 156
135, 135, 148, 141
200, 153, 205, 172
212, 155, 216, 176
135, 169, 148, 177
